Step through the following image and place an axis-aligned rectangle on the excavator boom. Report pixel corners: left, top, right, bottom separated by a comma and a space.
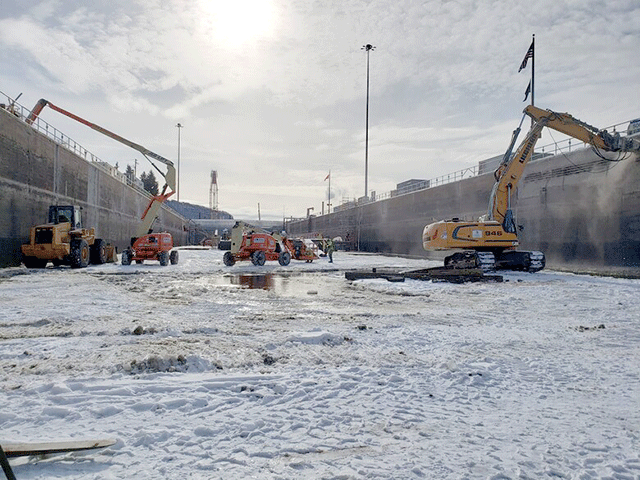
488, 105, 640, 228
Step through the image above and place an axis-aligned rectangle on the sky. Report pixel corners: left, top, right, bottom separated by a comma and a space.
1, 0, 639, 221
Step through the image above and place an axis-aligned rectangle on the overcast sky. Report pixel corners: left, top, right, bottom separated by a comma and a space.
1, 0, 639, 221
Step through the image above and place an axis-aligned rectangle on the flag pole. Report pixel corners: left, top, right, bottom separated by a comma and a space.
531, 34, 535, 107
328, 170, 331, 213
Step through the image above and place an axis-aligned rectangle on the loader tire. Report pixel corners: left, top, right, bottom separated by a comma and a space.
23, 256, 48, 269
251, 250, 266, 266
278, 251, 291, 266
70, 239, 90, 268
170, 250, 179, 265
159, 251, 169, 266
121, 249, 132, 266
90, 239, 107, 265
223, 251, 236, 266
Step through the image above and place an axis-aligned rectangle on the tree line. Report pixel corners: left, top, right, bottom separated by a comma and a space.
124, 165, 159, 195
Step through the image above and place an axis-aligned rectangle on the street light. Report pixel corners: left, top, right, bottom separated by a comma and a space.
361, 43, 375, 199
176, 123, 183, 202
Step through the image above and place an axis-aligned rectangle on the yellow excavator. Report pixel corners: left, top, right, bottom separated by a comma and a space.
422, 105, 640, 272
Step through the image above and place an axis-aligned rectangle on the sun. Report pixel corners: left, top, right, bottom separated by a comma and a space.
199, 0, 277, 47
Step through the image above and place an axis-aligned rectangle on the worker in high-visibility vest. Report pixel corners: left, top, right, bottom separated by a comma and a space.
326, 239, 335, 263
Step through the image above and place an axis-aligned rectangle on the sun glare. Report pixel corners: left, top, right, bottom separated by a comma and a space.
199, 0, 277, 47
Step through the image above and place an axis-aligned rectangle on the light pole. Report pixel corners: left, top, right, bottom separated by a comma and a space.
361, 43, 375, 199
176, 123, 183, 202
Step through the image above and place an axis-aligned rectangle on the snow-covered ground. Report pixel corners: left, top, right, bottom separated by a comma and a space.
1, 249, 640, 479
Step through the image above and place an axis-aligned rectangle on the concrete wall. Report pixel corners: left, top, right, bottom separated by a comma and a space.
517, 147, 640, 268
288, 173, 495, 256
288, 146, 640, 272
1, 107, 187, 267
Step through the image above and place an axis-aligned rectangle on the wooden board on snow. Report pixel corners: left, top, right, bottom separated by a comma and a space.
1, 438, 116, 458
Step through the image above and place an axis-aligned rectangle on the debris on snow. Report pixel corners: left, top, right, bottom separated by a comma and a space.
574, 324, 606, 332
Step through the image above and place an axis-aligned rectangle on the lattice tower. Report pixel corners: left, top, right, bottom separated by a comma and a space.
209, 170, 218, 218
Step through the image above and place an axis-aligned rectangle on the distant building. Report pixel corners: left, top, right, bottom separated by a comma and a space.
396, 179, 430, 195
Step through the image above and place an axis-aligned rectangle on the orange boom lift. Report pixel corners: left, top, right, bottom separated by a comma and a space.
27, 99, 179, 266
223, 222, 318, 266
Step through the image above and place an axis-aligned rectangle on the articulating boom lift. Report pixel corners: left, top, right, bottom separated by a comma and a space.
222, 221, 319, 267
27, 99, 179, 266
422, 105, 640, 272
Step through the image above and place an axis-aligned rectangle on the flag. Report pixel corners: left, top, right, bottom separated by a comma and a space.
518, 40, 534, 72
523, 80, 531, 102
324, 173, 330, 181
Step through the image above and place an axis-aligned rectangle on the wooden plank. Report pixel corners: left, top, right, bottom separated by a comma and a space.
1, 439, 116, 458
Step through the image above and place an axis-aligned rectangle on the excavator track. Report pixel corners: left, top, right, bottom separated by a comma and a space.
476, 251, 497, 272
527, 251, 546, 272
444, 251, 496, 272
495, 250, 546, 272
445, 250, 546, 273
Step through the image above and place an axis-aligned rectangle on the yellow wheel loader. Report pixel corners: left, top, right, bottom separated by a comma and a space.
21, 205, 116, 268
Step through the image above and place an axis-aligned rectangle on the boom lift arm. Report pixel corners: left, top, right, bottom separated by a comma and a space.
488, 105, 640, 233
26, 99, 176, 238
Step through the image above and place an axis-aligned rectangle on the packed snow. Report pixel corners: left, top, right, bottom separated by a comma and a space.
1, 249, 640, 479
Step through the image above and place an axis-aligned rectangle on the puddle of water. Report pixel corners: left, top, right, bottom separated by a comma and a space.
231, 274, 276, 290
212, 273, 328, 295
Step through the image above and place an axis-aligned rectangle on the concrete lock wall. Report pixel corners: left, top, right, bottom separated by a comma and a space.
288, 146, 640, 273
0, 107, 187, 267
288, 173, 495, 256
518, 147, 640, 269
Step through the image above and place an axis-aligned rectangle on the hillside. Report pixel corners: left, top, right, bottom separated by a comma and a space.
166, 200, 233, 220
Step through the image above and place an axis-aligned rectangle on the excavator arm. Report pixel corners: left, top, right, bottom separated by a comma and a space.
488, 105, 640, 230
26, 99, 177, 238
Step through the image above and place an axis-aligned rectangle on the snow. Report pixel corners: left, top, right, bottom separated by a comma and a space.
1, 249, 640, 479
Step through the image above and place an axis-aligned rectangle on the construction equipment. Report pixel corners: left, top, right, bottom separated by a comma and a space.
285, 237, 319, 263
26, 99, 179, 266
423, 105, 640, 272
223, 222, 318, 266
21, 205, 117, 268
223, 222, 287, 266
